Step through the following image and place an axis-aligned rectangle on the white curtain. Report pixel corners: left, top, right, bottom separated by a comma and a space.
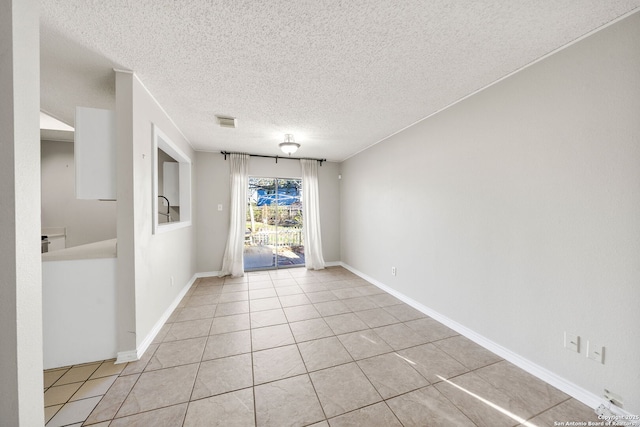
300, 159, 325, 270
219, 153, 249, 277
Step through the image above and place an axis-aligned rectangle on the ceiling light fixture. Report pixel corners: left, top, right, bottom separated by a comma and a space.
279, 134, 300, 155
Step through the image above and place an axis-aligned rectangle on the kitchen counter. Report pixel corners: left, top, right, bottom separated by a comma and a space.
42, 238, 116, 261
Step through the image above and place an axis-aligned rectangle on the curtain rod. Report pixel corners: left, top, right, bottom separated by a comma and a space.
220, 151, 327, 165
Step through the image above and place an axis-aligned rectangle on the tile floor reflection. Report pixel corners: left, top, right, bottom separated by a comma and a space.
43, 266, 601, 426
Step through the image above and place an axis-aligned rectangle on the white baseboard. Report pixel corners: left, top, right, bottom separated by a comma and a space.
339, 262, 636, 419
195, 271, 221, 278
115, 273, 198, 364
115, 350, 138, 364
325, 261, 342, 267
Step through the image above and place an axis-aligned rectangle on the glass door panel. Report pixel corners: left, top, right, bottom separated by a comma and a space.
245, 178, 276, 270
244, 177, 304, 271
275, 179, 303, 268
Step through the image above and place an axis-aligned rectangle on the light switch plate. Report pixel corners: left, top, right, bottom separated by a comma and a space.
587, 341, 605, 364
564, 332, 580, 353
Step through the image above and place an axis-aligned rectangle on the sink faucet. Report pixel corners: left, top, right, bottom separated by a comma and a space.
158, 196, 171, 222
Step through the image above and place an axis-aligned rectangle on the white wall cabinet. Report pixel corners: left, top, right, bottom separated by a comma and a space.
75, 107, 116, 200
48, 236, 66, 251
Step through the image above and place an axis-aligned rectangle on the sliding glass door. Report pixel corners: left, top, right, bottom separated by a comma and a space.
244, 177, 304, 270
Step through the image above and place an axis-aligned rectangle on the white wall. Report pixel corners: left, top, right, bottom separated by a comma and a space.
196, 153, 341, 272
0, 0, 44, 424
115, 72, 137, 354
340, 13, 640, 413
115, 71, 197, 354
41, 139, 117, 247
42, 257, 117, 369
195, 152, 228, 272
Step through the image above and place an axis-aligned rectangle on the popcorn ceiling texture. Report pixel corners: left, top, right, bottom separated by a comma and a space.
40, 1, 640, 161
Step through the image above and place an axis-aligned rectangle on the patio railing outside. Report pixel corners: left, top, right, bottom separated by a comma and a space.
248, 227, 303, 247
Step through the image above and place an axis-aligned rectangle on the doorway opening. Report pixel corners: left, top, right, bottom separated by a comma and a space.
244, 177, 304, 270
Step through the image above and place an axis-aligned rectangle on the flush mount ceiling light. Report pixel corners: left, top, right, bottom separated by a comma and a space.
279, 134, 300, 155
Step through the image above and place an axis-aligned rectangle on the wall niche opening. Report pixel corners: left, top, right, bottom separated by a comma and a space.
152, 124, 191, 234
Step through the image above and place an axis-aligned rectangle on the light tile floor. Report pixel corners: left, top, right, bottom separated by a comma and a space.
43, 266, 601, 426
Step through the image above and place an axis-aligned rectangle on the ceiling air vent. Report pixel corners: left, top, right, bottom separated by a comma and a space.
216, 115, 237, 128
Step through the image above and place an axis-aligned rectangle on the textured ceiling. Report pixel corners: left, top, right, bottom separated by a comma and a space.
40, 1, 640, 161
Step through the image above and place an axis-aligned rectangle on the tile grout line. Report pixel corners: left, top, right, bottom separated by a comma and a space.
249, 273, 271, 427
293, 331, 329, 425
182, 304, 212, 424
250, 295, 258, 426
106, 342, 157, 423
424, 371, 482, 427
523, 396, 574, 424
43, 366, 71, 422
44, 362, 103, 426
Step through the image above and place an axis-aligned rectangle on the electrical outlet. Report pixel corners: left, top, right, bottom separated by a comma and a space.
595, 404, 616, 418
217, 204, 223, 211
587, 341, 605, 364
170, 276, 174, 287
564, 332, 580, 353
604, 389, 624, 407
391, 267, 397, 276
